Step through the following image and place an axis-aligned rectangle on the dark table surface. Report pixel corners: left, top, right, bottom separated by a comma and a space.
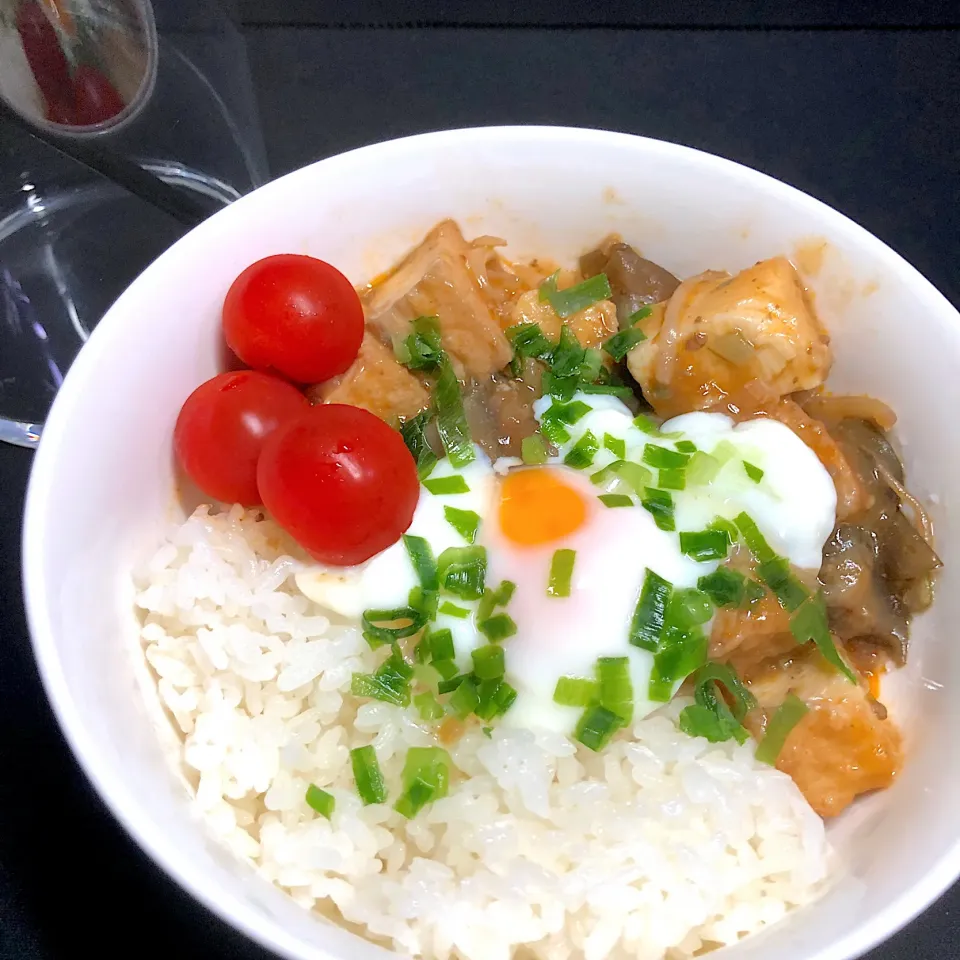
1, 16, 958, 960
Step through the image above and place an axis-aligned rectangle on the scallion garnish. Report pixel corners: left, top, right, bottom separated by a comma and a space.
550, 325, 588, 377
743, 460, 764, 483
305, 784, 335, 819
648, 626, 708, 702
475, 679, 517, 719
437, 673, 466, 694
668, 588, 714, 628
443, 506, 480, 544
423, 475, 470, 495
478, 613, 517, 642
564, 430, 600, 468
521, 434, 550, 465
414, 691, 445, 722
658, 467, 686, 490
408, 585, 438, 620
540, 271, 613, 318
627, 305, 653, 324
400, 411, 438, 481
471, 645, 505, 680
394, 315, 443, 371
790, 591, 857, 682
755, 693, 809, 764
431, 659, 459, 681
438, 601, 470, 618
427, 628, 455, 662
394, 746, 450, 819
630, 569, 672, 651
602, 326, 647, 362
547, 548, 576, 598
697, 568, 747, 607
590, 459, 652, 495
641, 488, 675, 531
599, 493, 634, 507
553, 676, 599, 707
437, 545, 487, 601
675, 440, 697, 454
708, 516, 739, 542
632, 413, 662, 436
351, 745, 387, 805
506, 321, 555, 360
361, 606, 428, 648
449, 676, 481, 718
603, 433, 626, 458
679, 662, 756, 744
733, 512, 777, 563
543, 370, 578, 401
686, 450, 720, 486
476, 579, 516, 622
642, 444, 691, 469
435, 355, 475, 467
351, 643, 415, 706
580, 348, 604, 382
680, 528, 731, 562
403, 534, 439, 590
540, 399, 591, 445
574, 703, 622, 751
756, 558, 808, 611
597, 656, 634, 725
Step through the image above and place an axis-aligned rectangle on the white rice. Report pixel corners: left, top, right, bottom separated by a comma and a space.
134, 505, 832, 960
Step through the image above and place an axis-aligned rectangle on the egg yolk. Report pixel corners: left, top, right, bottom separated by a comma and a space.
498, 468, 587, 546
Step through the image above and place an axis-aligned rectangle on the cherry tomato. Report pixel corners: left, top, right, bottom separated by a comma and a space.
71, 64, 125, 126
174, 371, 310, 506
16, 1, 72, 109
222, 255, 364, 384
257, 404, 419, 565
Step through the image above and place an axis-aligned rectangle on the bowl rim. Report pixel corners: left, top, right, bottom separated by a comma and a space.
21, 124, 960, 960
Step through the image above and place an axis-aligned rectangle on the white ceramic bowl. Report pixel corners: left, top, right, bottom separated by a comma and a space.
22, 127, 960, 960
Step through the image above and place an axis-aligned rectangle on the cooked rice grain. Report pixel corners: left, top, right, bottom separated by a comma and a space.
134, 505, 831, 960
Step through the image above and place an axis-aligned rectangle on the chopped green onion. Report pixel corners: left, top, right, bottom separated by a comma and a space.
400, 411, 438, 481
553, 676, 599, 707
449, 677, 480, 718
408, 585, 438, 620
403, 534, 439, 590
540, 399, 591, 445
648, 626, 708, 702
599, 493, 634, 508
305, 784, 335, 819
478, 613, 517, 642
475, 679, 518, 719
641, 488, 675, 531
476, 580, 516, 621
675, 440, 697, 454
394, 746, 451, 818
437, 673, 466, 694
694, 662, 757, 720
743, 578, 767, 606
543, 370, 579, 401
632, 413, 662, 435
521, 434, 550, 465
756, 558, 809, 611
564, 430, 600, 468
743, 460, 764, 483
432, 659, 460, 681
540, 271, 613, 318
680, 528, 731, 563
603, 326, 647, 362
579, 348, 604, 382
443, 506, 480, 544
547, 548, 576, 598
679, 663, 754, 743
350, 745, 387, 805
590, 459, 652, 495
482, 726, 493, 738
414, 691, 445, 722
574, 704, 622, 751
423, 474, 470, 495
734, 512, 777, 564
686, 451, 720, 486
506, 321, 555, 360
435, 355, 475, 467
755, 693, 810, 764
668, 588, 714, 627
438, 601, 470, 618
658, 467, 686, 490
627, 305, 653, 324
603, 433, 626, 458
549, 325, 587, 378
790, 592, 857, 682
471, 645, 505, 680
630, 569, 672, 651
427, 628, 455, 662
581, 382, 634, 398
395, 315, 443, 371
597, 656, 634, 725
697, 568, 747, 607
642, 444, 691, 469
437, 546, 487, 601
679, 703, 743, 744
708, 516, 739, 542
361, 606, 428, 648
351, 671, 409, 706
712, 440, 739, 465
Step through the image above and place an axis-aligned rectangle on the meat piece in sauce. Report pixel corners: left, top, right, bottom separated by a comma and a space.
744, 650, 902, 817
626, 257, 832, 419
360, 219, 512, 381
307, 331, 430, 426
580, 238, 681, 327
463, 362, 543, 458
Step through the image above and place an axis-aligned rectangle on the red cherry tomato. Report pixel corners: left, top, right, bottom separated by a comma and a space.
174, 371, 310, 506
222, 255, 364, 384
257, 404, 419, 565
16, 1, 72, 109
71, 64, 125, 126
